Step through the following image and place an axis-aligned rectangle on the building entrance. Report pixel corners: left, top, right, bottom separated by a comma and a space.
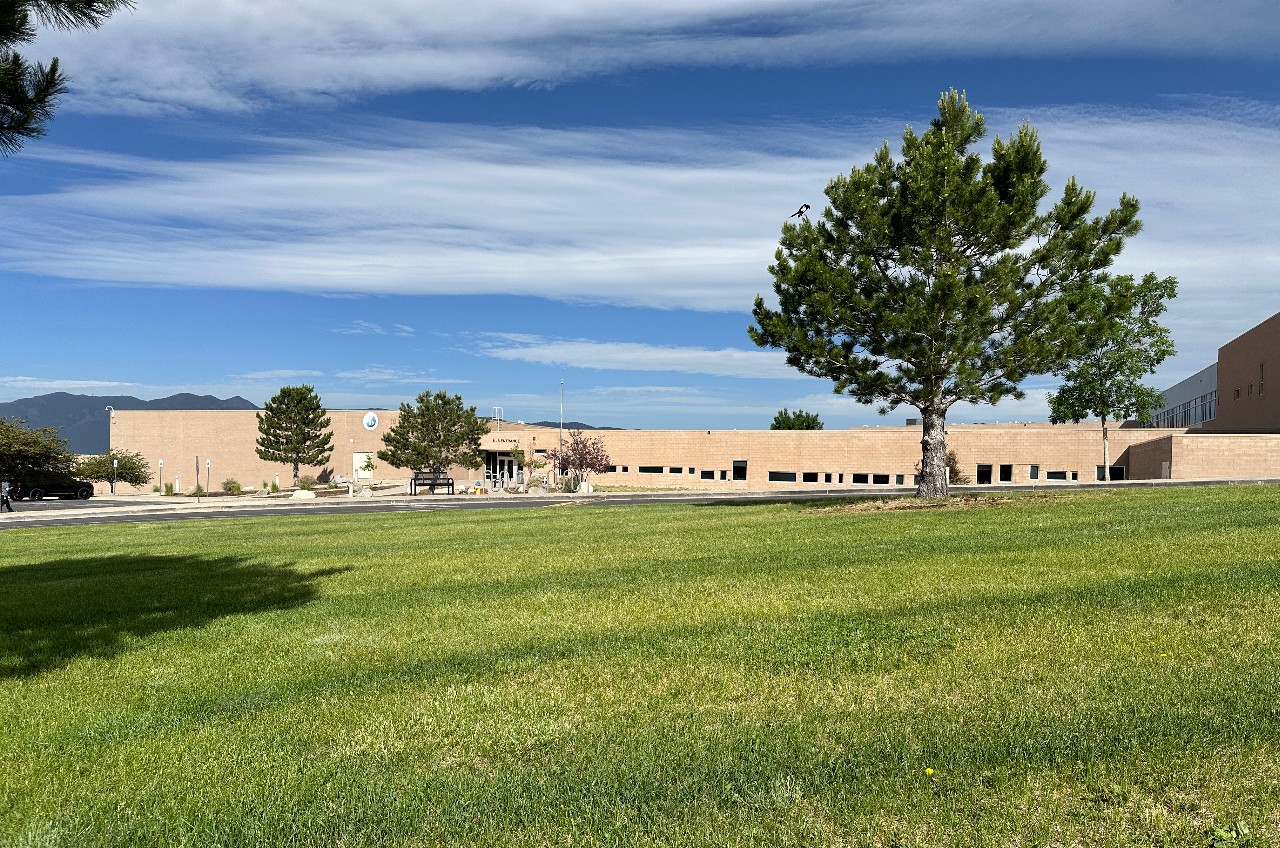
485, 452, 517, 488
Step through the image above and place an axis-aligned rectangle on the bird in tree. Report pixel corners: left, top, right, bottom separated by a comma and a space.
751, 89, 1165, 498
1049, 272, 1177, 480
1, 0, 133, 155
790, 203, 810, 218
255, 386, 334, 487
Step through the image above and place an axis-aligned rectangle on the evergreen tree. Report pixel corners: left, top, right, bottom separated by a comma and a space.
1, 0, 132, 155
377, 390, 488, 475
751, 89, 1162, 498
770, 408, 824, 430
255, 386, 334, 487
1049, 273, 1177, 479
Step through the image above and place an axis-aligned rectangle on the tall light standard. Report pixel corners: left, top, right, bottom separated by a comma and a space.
205, 458, 211, 497
558, 379, 564, 483
111, 458, 118, 494
158, 459, 164, 496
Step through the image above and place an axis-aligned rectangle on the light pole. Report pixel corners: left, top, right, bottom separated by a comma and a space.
559, 379, 564, 482
158, 459, 164, 495
205, 458, 211, 497
111, 458, 118, 494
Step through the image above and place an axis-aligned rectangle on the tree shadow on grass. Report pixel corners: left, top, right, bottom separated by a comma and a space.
0, 554, 347, 678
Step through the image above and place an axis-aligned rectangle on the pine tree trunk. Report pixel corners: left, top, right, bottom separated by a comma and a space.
1102, 415, 1110, 482
917, 408, 949, 499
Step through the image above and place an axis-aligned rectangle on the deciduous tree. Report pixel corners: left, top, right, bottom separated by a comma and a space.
1049, 273, 1177, 479
377, 390, 488, 475
1, 0, 133, 155
77, 448, 151, 487
751, 89, 1161, 498
547, 429, 611, 489
255, 386, 334, 487
770, 408, 824, 430
0, 417, 75, 478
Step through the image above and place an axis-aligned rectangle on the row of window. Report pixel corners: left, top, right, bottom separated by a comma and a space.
608, 461, 749, 481
602, 462, 1122, 484
1150, 389, 1217, 428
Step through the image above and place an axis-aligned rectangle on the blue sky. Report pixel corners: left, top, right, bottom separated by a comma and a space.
3, 1, 1279, 429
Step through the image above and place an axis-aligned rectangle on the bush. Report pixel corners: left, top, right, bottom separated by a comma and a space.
270, 481, 280, 493
190, 485, 205, 496
298, 475, 316, 491
152, 485, 160, 493
222, 478, 242, 495
164, 483, 173, 496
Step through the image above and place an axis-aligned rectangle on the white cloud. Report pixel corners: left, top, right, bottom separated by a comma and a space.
238, 369, 325, 380
0, 376, 140, 397
2, 101, 1278, 393
334, 366, 468, 385
32, 1, 1280, 114
477, 334, 796, 379
332, 320, 388, 335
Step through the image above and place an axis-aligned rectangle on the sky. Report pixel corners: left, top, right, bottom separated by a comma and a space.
3, 0, 1279, 429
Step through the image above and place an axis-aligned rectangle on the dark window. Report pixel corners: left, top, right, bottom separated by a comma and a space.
873, 474, 890, 485
534, 449, 548, 456
607, 466, 617, 473
1249, 383, 1253, 396
1071, 471, 1079, 481
720, 470, 727, 481
1107, 465, 1126, 480
1096, 465, 1106, 481
1261, 363, 1265, 395
851, 473, 869, 484
1047, 470, 1068, 480
999, 464, 1013, 483
732, 460, 747, 481
976, 464, 993, 484
769, 471, 797, 482
802, 471, 819, 483
1236, 387, 1241, 400
688, 467, 695, 475
622, 466, 629, 473
700, 470, 714, 480
824, 473, 832, 483
1029, 464, 1040, 480
668, 466, 682, 474
895, 474, 904, 485
838, 473, 844, 483
639, 466, 662, 474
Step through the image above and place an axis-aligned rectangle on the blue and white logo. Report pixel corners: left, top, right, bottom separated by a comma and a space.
362, 412, 379, 431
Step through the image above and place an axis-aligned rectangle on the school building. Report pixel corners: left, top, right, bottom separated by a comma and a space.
104, 312, 1280, 495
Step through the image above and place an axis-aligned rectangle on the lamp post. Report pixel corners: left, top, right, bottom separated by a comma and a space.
559, 379, 564, 483
195, 456, 200, 504
205, 458, 211, 497
111, 458, 117, 494
158, 459, 164, 496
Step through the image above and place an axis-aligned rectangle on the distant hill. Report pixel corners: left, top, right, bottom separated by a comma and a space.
0, 392, 258, 454
528, 421, 624, 431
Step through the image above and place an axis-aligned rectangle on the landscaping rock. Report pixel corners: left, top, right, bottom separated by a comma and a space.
291, 489, 317, 499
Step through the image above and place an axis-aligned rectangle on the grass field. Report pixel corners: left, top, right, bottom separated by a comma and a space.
3, 486, 1279, 847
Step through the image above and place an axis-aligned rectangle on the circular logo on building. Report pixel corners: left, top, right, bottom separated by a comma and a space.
362, 412, 379, 431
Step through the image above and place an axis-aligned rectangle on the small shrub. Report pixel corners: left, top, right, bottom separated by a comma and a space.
298, 475, 316, 491
190, 485, 205, 496
270, 481, 280, 493
164, 483, 173, 496
152, 485, 161, 493
222, 478, 242, 495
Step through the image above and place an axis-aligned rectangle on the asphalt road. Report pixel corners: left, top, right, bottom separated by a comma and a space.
3, 477, 1275, 530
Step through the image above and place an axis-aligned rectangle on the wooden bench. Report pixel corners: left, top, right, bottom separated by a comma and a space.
410, 472, 454, 495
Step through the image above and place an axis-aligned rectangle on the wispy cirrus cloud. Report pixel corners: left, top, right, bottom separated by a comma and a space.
34, 1, 1280, 115
334, 366, 468, 385
0, 375, 140, 394
477, 333, 795, 379
238, 369, 325, 381
1, 102, 1277, 387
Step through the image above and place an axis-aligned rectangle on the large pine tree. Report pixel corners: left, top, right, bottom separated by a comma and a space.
751, 89, 1164, 498
377, 390, 487, 476
1, 0, 133, 155
255, 386, 334, 487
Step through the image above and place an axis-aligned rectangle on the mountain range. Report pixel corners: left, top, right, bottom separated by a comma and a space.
0, 392, 258, 454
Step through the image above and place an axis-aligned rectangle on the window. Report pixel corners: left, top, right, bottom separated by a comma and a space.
622, 466, 629, 473
1029, 464, 1039, 480
873, 474, 890, 485
1071, 471, 1079, 481
1109, 465, 1127, 480
1261, 363, 1265, 395
688, 467, 695, 475
976, 464, 993, 484
895, 474, 904, 485
720, 470, 727, 481
851, 473, 869, 484
607, 466, 617, 473
534, 449, 548, 456
639, 466, 662, 474
1236, 387, 1241, 400
700, 470, 714, 480
1249, 383, 1253, 396
732, 460, 747, 481
1096, 465, 1106, 481
838, 473, 844, 483
999, 464, 1013, 483
802, 471, 819, 483
1047, 470, 1068, 480
769, 471, 797, 483
669, 466, 682, 474
824, 473, 832, 483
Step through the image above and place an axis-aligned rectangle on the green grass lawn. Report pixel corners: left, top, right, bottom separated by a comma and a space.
3, 487, 1279, 847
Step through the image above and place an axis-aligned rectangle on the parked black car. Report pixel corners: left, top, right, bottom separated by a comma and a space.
7, 478, 95, 500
